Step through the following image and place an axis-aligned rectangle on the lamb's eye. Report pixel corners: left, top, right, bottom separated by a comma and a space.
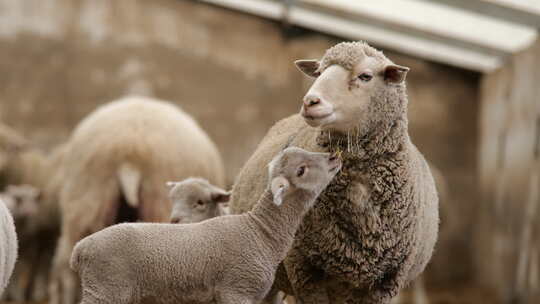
297, 165, 307, 177
358, 73, 373, 82
196, 200, 204, 206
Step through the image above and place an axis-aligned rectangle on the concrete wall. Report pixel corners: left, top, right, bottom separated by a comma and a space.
0, 0, 480, 297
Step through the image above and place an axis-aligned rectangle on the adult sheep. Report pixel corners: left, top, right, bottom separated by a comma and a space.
231, 42, 439, 304
49, 96, 226, 304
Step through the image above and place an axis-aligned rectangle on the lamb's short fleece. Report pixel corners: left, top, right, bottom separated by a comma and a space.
71, 147, 341, 304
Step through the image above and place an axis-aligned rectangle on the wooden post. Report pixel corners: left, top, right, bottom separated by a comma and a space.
477, 39, 540, 303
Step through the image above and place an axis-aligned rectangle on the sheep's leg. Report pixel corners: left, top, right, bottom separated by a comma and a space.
260, 288, 281, 304
283, 248, 329, 304
50, 183, 120, 304
49, 235, 80, 304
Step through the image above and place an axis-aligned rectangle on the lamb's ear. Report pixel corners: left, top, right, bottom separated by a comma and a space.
166, 181, 177, 188
210, 188, 231, 203
384, 64, 409, 84
270, 176, 290, 206
295, 59, 321, 78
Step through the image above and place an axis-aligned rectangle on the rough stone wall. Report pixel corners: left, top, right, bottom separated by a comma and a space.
0, 0, 479, 293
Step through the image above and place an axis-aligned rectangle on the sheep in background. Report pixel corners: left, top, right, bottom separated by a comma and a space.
0, 124, 65, 302
0, 198, 18, 297
0, 184, 40, 224
0, 123, 51, 191
231, 42, 439, 304
49, 96, 226, 304
167, 178, 231, 224
71, 147, 341, 304
0, 124, 65, 231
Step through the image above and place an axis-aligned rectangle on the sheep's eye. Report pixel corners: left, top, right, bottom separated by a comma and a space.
196, 200, 204, 206
358, 73, 373, 82
296, 165, 307, 177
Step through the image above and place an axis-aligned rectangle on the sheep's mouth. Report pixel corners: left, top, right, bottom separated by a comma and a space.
303, 112, 332, 121
302, 112, 336, 127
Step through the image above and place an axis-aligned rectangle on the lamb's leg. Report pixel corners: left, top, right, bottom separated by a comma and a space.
218, 292, 254, 304
283, 247, 329, 304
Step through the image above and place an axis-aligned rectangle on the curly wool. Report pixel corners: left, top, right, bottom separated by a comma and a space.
318, 41, 389, 73
231, 42, 438, 304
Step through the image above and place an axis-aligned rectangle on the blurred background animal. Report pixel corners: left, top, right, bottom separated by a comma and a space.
49, 96, 226, 304
167, 178, 231, 224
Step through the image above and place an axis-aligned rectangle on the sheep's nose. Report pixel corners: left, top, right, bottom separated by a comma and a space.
303, 95, 321, 108
329, 152, 338, 162
170, 217, 181, 224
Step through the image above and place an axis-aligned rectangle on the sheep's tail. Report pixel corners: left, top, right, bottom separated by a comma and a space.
117, 163, 141, 208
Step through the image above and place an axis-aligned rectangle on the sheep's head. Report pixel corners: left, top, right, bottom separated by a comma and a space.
1, 184, 40, 222
295, 41, 409, 134
167, 178, 230, 224
268, 147, 341, 206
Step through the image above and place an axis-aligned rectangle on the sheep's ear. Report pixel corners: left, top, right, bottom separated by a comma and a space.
295, 59, 321, 78
270, 176, 290, 206
384, 64, 409, 84
166, 181, 177, 188
211, 189, 231, 203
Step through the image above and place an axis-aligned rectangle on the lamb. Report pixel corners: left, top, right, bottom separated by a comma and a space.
49, 96, 226, 304
0, 197, 18, 296
231, 41, 440, 304
166, 178, 288, 304
70, 147, 341, 304
167, 178, 231, 224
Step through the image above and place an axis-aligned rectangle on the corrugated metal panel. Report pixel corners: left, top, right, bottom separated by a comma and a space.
199, 0, 540, 72
426, 0, 540, 28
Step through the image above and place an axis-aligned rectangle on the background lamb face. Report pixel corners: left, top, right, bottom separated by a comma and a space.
168, 178, 230, 224
0, 0, 537, 304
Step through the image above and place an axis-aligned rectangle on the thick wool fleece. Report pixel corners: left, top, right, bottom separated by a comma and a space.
71, 187, 317, 304
231, 43, 439, 304
318, 41, 388, 73
50, 96, 226, 304
0, 199, 17, 296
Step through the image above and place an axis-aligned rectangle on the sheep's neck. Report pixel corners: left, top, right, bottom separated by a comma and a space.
249, 188, 316, 262
316, 117, 408, 162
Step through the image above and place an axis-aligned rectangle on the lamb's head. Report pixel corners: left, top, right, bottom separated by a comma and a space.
295, 41, 409, 134
1, 184, 40, 222
268, 147, 341, 206
167, 178, 230, 224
